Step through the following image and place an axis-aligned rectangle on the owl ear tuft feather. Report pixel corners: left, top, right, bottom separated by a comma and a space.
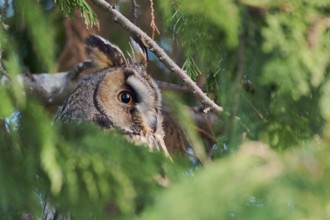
129, 36, 148, 67
85, 35, 127, 69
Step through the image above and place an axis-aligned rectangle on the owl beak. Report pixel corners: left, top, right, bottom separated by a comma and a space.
150, 115, 158, 133
148, 116, 172, 160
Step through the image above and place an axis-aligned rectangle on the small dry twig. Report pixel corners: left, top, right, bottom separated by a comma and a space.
1, 0, 9, 18
149, 0, 160, 39
0, 51, 10, 81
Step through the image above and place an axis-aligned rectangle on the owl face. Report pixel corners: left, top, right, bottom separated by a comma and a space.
97, 65, 162, 137
56, 35, 170, 157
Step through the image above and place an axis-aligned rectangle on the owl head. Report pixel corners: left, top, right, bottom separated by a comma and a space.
56, 35, 170, 157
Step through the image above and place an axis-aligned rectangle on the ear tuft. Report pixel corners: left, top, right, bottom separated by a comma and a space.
85, 35, 127, 69
129, 36, 148, 66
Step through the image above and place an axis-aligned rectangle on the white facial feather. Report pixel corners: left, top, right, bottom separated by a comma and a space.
126, 74, 160, 132
126, 75, 155, 108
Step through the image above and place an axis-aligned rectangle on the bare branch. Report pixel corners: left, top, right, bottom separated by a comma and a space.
0, 71, 78, 106
90, 0, 223, 113
21, 72, 78, 106
1, 71, 196, 107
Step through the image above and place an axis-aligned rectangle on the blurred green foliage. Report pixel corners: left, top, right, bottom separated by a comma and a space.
1, 98, 171, 219
159, 0, 330, 150
143, 141, 330, 220
1, 0, 330, 219
57, 0, 98, 28
16, 0, 56, 72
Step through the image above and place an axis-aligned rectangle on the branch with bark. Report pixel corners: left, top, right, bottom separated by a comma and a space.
2, 72, 78, 106
90, 0, 223, 113
1, 70, 192, 107
1, 60, 92, 107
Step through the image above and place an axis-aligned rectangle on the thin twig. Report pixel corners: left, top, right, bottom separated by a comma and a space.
149, 0, 160, 39
0, 51, 10, 81
226, 29, 249, 142
193, 126, 217, 143
0, 64, 10, 81
130, 0, 139, 24
2, 0, 9, 18
90, 0, 223, 113
242, 94, 265, 120
156, 80, 190, 92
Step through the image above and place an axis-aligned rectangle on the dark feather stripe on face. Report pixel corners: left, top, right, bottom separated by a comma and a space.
92, 74, 114, 128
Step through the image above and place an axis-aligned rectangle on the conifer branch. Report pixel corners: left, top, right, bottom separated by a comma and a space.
90, 0, 223, 113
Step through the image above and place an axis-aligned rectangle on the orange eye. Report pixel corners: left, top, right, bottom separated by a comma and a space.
118, 91, 134, 105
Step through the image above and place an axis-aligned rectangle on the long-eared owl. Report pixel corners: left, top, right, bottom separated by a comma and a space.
55, 35, 170, 157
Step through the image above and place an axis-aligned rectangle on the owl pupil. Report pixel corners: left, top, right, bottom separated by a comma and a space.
118, 91, 134, 105
121, 93, 131, 103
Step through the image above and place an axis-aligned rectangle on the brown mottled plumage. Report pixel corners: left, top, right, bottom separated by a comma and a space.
55, 34, 170, 157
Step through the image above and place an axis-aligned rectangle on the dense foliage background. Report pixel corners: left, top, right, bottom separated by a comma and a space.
1, 0, 330, 219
